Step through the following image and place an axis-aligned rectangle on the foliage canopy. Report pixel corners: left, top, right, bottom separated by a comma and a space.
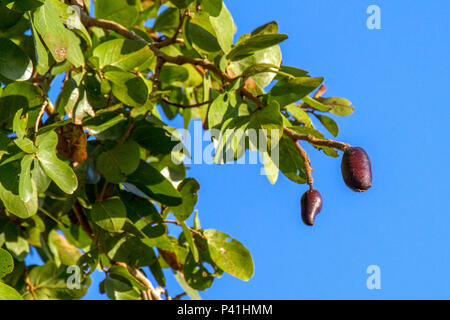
0, 0, 360, 300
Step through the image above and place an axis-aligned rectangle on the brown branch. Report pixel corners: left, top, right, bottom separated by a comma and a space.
314, 85, 327, 99
294, 141, 314, 190
115, 262, 162, 300
283, 127, 350, 151
77, 10, 235, 85
163, 220, 206, 239
35, 100, 49, 133
161, 97, 213, 109
117, 118, 135, 146
153, 10, 187, 48
172, 292, 187, 300
72, 200, 95, 238
240, 87, 264, 109
152, 57, 165, 92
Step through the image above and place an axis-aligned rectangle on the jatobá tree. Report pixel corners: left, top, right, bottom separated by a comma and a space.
0, 0, 372, 300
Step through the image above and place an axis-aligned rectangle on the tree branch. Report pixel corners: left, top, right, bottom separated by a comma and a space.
77, 10, 235, 84
115, 262, 162, 300
161, 97, 213, 109
294, 141, 314, 189
283, 127, 350, 151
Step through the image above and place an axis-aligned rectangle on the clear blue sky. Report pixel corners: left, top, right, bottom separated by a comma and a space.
36, 0, 449, 299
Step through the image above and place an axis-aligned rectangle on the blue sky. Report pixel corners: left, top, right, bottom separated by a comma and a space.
35, 0, 449, 299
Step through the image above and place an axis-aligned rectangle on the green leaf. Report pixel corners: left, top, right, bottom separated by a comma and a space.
36, 131, 78, 194
93, 39, 154, 71
104, 265, 144, 300
153, 7, 179, 36
171, 178, 200, 221
302, 95, 331, 112
84, 112, 127, 136
111, 237, 158, 268
13, 109, 28, 139
131, 120, 179, 155
0, 248, 14, 279
227, 34, 288, 61
314, 114, 339, 137
186, 21, 221, 53
19, 154, 34, 203
0, 37, 33, 81
202, 0, 222, 16
126, 161, 182, 206
97, 139, 141, 183
181, 222, 199, 263
268, 77, 324, 107
91, 197, 127, 233
22, 261, 89, 300
4, 223, 29, 260
104, 70, 148, 107
183, 253, 214, 290
208, 92, 234, 129
278, 136, 307, 184
316, 97, 354, 116
48, 230, 83, 267
209, 2, 235, 53
170, 0, 195, 9
14, 137, 36, 154
49, 0, 92, 47
0, 161, 38, 219
229, 44, 282, 89
204, 229, 254, 281
0, 5, 23, 31
55, 77, 79, 115
0, 282, 23, 300
71, 88, 95, 125
10, 0, 44, 11
274, 65, 309, 80
286, 104, 313, 127
251, 21, 279, 36
31, 158, 51, 193
95, 0, 138, 28
173, 270, 201, 300
214, 101, 283, 164
0, 82, 43, 129
33, 0, 84, 67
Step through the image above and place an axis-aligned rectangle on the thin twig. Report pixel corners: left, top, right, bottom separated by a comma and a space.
314, 85, 327, 99
77, 11, 235, 84
240, 87, 264, 109
163, 220, 206, 239
117, 119, 135, 146
35, 100, 48, 133
161, 97, 213, 109
172, 292, 187, 300
153, 10, 187, 48
115, 262, 162, 300
294, 141, 314, 190
283, 127, 350, 151
152, 57, 165, 92
72, 200, 95, 238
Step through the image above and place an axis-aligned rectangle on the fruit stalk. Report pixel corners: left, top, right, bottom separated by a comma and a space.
294, 141, 314, 190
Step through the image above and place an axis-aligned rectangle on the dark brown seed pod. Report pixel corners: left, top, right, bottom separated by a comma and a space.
341, 147, 372, 192
301, 189, 323, 226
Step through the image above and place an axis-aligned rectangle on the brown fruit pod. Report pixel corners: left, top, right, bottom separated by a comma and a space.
341, 147, 372, 192
56, 123, 88, 163
301, 189, 323, 226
